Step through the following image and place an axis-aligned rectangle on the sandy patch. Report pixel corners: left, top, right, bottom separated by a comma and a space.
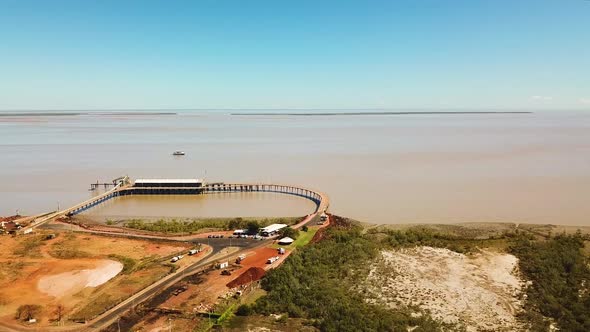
38, 259, 123, 298
362, 247, 525, 332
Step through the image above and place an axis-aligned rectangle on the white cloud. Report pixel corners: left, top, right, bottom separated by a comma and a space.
579, 98, 590, 105
530, 95, 553, 102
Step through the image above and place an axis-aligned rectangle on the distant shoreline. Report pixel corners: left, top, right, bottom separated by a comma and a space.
231, 111, 533, 116
0, 110, 534, 118
0, 112, 177, 117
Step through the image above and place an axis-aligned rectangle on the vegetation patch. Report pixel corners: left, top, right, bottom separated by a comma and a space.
49, 243, 91, 259
273, 226, 319, 249
369, 222, 518, 240
225, 315, 315, 332
15, 304, 42, 321
370, 226, 511, 254
277, 226, 299, 239
245, 216, 444, 331
0, 261, 28, 282
124, 217, 300, 234
509, 232, 590, 332
291, 227, 318, 248
107, 254, 138, 274
70, 263, 171, 321
12, 235, 45, 257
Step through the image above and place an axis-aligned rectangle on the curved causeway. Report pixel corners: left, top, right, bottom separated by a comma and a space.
23, 179, 330, 232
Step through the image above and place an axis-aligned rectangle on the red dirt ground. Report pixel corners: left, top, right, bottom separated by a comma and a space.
226, 267, 266, 288
310, 214, 332, 243
160, 246, 283, 312
238, 247, 282, 270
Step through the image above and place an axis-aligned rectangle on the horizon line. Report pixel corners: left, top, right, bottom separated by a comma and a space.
0, 107, 588, 112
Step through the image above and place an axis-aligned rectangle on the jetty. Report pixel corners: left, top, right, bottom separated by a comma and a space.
20, 177, 329, 233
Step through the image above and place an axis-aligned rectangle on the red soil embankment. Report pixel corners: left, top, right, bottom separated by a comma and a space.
226, 267, 266, 288
310, 226, 327, 244
311, 214, 355, 244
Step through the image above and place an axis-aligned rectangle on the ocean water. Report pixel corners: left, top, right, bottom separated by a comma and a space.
1, 110, 589, 225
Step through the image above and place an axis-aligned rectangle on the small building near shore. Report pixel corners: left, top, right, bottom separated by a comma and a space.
260, 224, 288, 237
278, 237, 294, 245
1, 221, 21, 234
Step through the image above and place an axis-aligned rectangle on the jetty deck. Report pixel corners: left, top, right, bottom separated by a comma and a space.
20, 178, 329, 233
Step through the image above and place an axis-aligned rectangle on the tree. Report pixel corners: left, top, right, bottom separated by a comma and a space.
15, 304, 42, 321
247, 221, 261, 234
302, 225, 309, 232
235, 304, 253, 316
54, 304, 65, 322
251, 220, 437, 331
510, 233, 590, 331
228, 217, 244, 230
279, 227, 299, 239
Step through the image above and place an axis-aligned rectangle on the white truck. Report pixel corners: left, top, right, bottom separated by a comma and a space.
266, 256, 280, 264
188, 249, 200, 255
216, 261, 229, 269
318, 213, 328, 224
236, 254, 246, 263
171, 254, 184, 263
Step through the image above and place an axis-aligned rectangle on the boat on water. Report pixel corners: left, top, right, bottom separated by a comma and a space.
172, 151, 186, 156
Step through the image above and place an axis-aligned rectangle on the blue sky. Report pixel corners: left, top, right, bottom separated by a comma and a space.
0, 0, 588, 110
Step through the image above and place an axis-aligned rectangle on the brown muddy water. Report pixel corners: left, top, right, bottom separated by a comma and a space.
0, 110, 589, 225
84, 193, 317, 220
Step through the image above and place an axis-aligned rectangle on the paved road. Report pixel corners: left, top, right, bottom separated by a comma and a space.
41, 222, 266, 253
0, 225, 271, 332
84, 240, 270, 332
2, 214, 321, 332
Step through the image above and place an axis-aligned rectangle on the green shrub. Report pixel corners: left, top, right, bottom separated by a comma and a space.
15, 304, 42, 321
510, 233, 590, 332
49, 247, 91, 259
252, 219, 443, 331
12, 235, 45, 257
278, 227, 299, 240
124, 217, 289, 234
108, 254, 137, 274
235, 304, 252, 316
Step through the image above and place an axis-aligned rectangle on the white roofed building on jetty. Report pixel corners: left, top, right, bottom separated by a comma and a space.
133, 179, 203, 187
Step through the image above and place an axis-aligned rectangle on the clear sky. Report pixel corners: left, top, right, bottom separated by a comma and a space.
0, 0, 588, 110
